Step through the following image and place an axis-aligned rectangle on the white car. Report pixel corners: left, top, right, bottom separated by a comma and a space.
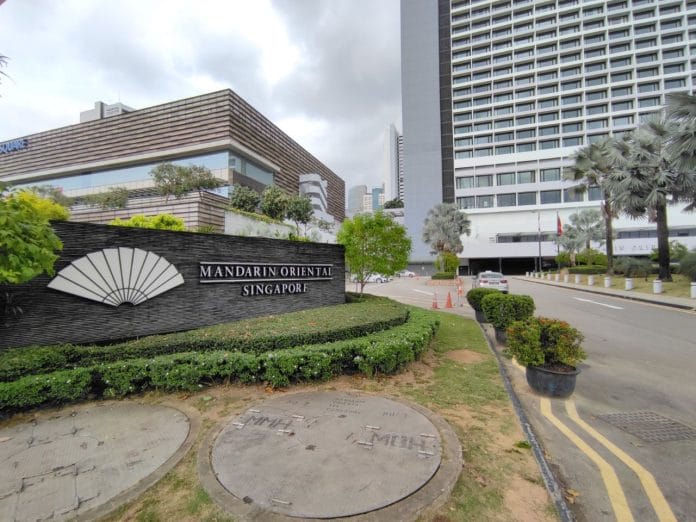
474, 271, 509, 293
351, 274, 390, 283
397, 269, 416, 278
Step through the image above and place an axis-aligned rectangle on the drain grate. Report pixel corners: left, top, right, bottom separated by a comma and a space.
598, 411, 696, 443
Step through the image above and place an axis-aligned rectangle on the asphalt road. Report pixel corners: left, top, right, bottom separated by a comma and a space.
364, 276, 696, 522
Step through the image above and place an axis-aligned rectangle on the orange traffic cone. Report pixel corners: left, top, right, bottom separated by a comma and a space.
445, 292, 453, 308
431, 292, 439, 309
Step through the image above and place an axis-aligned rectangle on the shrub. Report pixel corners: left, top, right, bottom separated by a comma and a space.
506, 317, 586, 368
576, 248, 607, 267
466, 288, 500, 312
0, 309, 440, 412
679, 251, 696, 282
555, 251, 571, 268
431, 272, 456, 280
228, 184, 261, 213
613, 257, 652, 279
567, 265, 607, 275
435, 252, 459, 274
481, 293, 535, 330
260, 185, 288, 220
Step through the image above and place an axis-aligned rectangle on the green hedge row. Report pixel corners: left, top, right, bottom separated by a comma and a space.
0, 309, 439, 413
0, 297, 409, 382
567, 265, 608, 275
431, 272, 457, 280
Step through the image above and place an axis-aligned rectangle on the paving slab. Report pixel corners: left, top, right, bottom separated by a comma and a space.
202, 391, 461, 520
0, 402, 193, 521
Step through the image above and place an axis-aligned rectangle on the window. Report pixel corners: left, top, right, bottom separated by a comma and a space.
497, 172, 516, 185
473, 83, 491, 93
474, 134, 493, 144
587, 76, 607, 86
585, 48, 606, 58
664, 63, 686, 74
564, 187, 584, 202
476, 175, 493, 187
539, 85, 558, 95
585, 62, 606, 73
474, 96, 492, 106
563, 122, 583, 132
456, 176, 474, 189
475, 122, 493, 131
662, 19, 682, 31
612, 86, 633, 96
662, 34, 683, 45
563, 136, 583, 146
585, 34, 605, 45
539, 112, 559, 122
517, 129, 536, 138
635, 24, 655, 35
636, 39, 656, 49
495, 119, 514, 128
610, 29, 630, 40
587, 104, 607, 115
562, 66, 581, 77
497, 193, 516, 207
515, 61, 534, 71
474, 148, 493, 157
537, 57, 558, 68
665, 78, 686, 89
663, 49, 685, 60
611, 57, 632, 68
588, 186, 603, 201
494, 79, 513, 89
517, 89, 534, 98
562, 94, 582, 105
474, 109, 492, 119
454, 114, 472, 122
587, 90, 607, 101
477, 195, 494, 208
540, 139, 559, 149
639, 97, 661, 108
493, 67, 512, 77
613, 115, 634, 126
494, 92, 514, 102
540, 125, 559, 136
517, 142, 536, 152
588, 133, 609, 143
562, 80, 581, 91
455, 124, 472, 135
540, 190, 562, 203
517, 170, 535, 183
495, 105, 514, 115
454, 100, 472, 109
637, 68, 658, 78
561, 53, 581, 63
588, 119, 608, 129
638, 82, 659, 93
455, 137, 473, 146
612, 100, 633, 110
518, 192, 537, 205
516, 115, 535, 125
539, 98, 558, 108
495, 131, 514, 142
538, 71, 558, 82
457, 196, 476, 209
496, 145, 515, 155
516, 75, 534, 85
516, 102, 535, 111
612, 71, 632, 81
561, 39, 580, 50
562, 108, 582, 118
540, 168, 561, 181
637, 53, 658, 64
610, 43, 632, 53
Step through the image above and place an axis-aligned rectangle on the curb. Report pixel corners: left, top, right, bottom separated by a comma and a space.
478, 322, 575, 522
519, 277, 695, 311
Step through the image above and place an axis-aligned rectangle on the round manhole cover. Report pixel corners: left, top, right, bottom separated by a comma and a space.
210, 391, 442, 518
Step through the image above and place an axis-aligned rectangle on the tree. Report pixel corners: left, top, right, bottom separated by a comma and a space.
10, 189, 70, 221
29, 185, 73, 208
566, 137, 621, 274
83, 187, 129, 209
383, 198, 404, 209
665, 92, 696, 173
285, 195, 314, 237
108, 213, 186, 231
260, 185, 288, 220
650, 240, 688, 263
607, 117, 696, 281
422, 202, 471, 255
567, 209, 605, 250
150, 163, 221, 200
337, 211, 411, 295
0, 185, 63, 285
555, 225, 585, 266
228, 184, 261, 213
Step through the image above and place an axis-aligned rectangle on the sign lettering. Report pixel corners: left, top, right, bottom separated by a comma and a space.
0, 138, 28, 154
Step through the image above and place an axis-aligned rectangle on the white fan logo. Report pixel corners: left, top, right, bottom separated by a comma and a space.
47, 248, 185, 306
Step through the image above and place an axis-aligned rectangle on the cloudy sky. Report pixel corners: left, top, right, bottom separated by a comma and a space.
0, 0, 401, 191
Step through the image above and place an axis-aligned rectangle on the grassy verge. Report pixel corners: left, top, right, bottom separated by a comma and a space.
93, 311, 554, 522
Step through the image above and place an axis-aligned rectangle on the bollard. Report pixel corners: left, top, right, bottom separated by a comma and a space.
547, 273, 552, 280
431, 292, 439, 309
691, 282, 696, 299
588, 275, 595, 286
563, 274, 569, 283
625, 278, 634, 291
575, 274, 581, 284
604, 276, 612, 288
554, 274, 560, 282
653, 280, 662, 294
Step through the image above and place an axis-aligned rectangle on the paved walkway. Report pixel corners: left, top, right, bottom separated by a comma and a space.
519, 275, 696, 311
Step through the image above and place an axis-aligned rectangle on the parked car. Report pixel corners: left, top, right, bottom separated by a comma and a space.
397, 269, 416, 278
351, 274, 390, 283
473, 271, 509, 293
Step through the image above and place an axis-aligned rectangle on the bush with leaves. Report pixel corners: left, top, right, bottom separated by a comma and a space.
109, 213, 186, 231
435, 251, 459, 274
285, 195, 314, 236
229, 184, 261, 213
613, 257, 652, 279
260, 185, 289, 220
83, 187, 129, 209
650, 241, 688, 263
465, 288, 500, 312
150, 163, 221, 200
576, 248, 607, 266
567, 265, 608, 275
481, 293, 535, 330
679, 251, 696, 282
506, 317, 586, 369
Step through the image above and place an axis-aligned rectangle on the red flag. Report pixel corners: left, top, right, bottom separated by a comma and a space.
557, 213, 563, 236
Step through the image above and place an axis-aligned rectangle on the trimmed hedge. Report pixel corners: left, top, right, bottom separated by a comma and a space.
466, 288, 500, 312
431, 272, 457, 280
481, 293, 535, 330
0, 297, 409, 382
0, 309, 440, 413
567, 265, 608, 275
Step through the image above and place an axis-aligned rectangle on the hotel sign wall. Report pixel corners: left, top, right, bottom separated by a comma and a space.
199, 262, 333, 296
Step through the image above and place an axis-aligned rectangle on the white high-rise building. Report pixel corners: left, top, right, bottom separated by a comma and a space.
383, 124, 405, 202
402, 0, 696, 272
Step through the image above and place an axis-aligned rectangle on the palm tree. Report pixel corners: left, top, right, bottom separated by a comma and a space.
422, 202, 471, 255
665, 92, 696, 176
607, 117, 696, 281
565, 138, 620, 274
555, 225, 585, 266
567, 209, 605, 250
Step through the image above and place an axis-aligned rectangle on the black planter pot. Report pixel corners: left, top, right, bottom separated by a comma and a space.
475, 310, 486, 323
525, 365, 580, 398
494, 326, 507, 345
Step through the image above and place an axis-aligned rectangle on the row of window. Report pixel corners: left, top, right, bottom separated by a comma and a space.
456, 187, 602, 210
457, 168, 563, 188
454, 48, 687, 75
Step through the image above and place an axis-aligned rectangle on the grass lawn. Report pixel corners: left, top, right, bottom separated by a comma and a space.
97, 311, 555, 522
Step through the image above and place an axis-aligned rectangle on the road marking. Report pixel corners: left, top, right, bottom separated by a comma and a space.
573, 297, 624, 310
413, 289, 434, 296
540, 398, 635, 522
565, 401, 677, 522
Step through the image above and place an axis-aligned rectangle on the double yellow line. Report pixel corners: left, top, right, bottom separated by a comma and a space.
540, 398, 676, 522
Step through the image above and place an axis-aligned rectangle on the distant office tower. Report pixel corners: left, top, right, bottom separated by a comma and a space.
347, 185, 368, 216
401, 0, 696, 270
383, 124, 405, 202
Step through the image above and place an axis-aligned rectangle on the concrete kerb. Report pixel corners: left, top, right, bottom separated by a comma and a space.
76, 400, 201, 522
477, 322, 574, 522
197, 390, 463, 522
519, 276, 696, 311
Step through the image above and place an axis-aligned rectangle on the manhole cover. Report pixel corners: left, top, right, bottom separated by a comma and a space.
210, 391, 442, 518
598, 411, 696, 443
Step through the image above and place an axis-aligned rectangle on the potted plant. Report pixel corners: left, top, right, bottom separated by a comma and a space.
506, 317, 586, 398
481, 293, 535, 344
465, 288, 500, 322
